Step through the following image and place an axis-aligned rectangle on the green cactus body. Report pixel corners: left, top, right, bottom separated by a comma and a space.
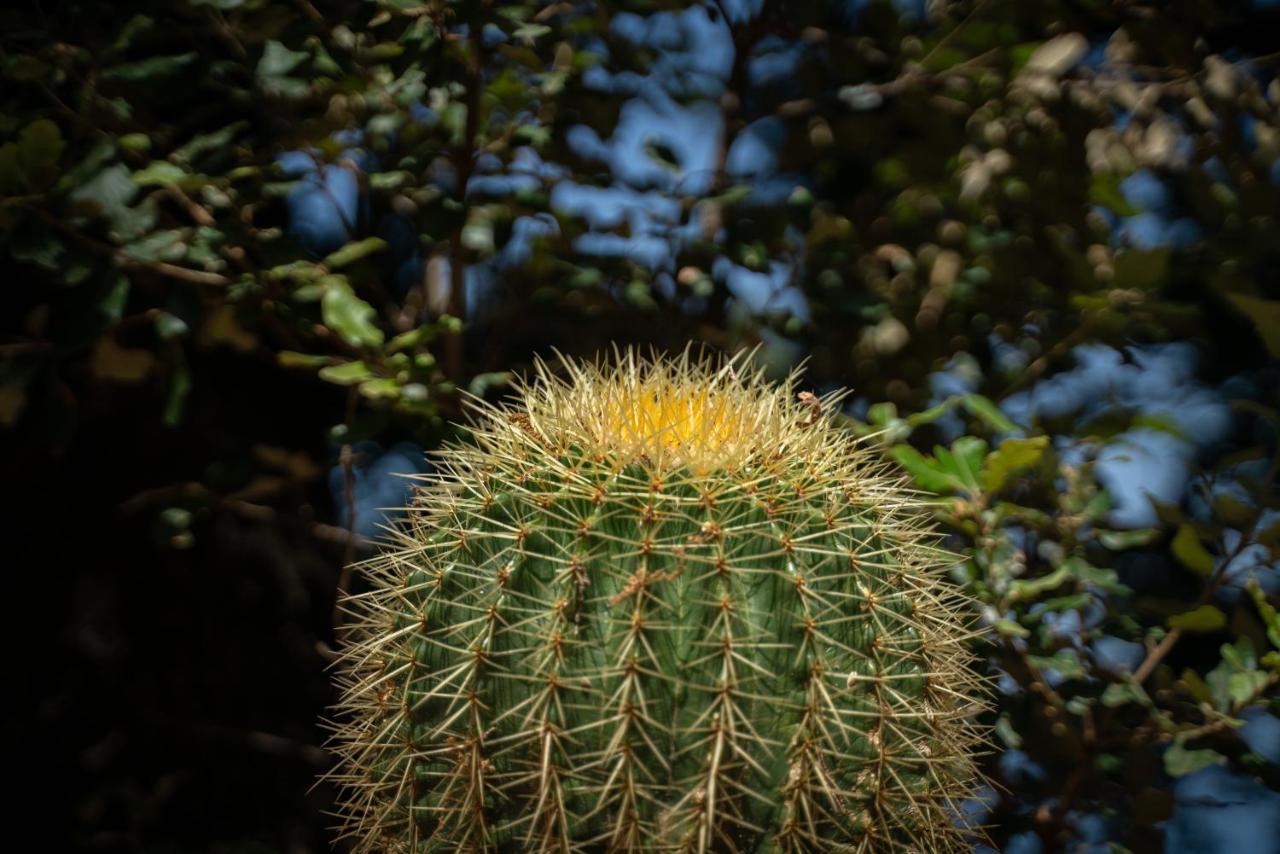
327, 350, 988, 853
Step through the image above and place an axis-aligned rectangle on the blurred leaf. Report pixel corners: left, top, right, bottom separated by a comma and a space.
1028, 649, 1086, 680
257, 40, 309, 78
1207, 639, 1268, 710
1007, 565, 1072, 604
467, 371, 511, 397
1167, 605, 1227, 632
324, 237, 388, 269
1163, 743, 1225, 777
891, 445, 957, 494
983, 435, 1049, 492
1089, 174, 1139, 217
1171, 523, 1216, 577
132, 161, 189, 187
995, 714, 1022, 748
960, 394, 1017, 434
903, 398, 957, 428
318, 361, 374, 385
933, 436, 987, 494
1247, 580, 1280, 651
1062, 556, 1129, 594
358, 378, 401, 399
278, 351, 330, 369
121, 229, 188, 263
868, 402, 898, 426
154, 311, 189, 339
69, 164, 141, 229
1180, 668, 1214, 704
171, 122, 247, 166
321, 279, 384, 348
1097, 528, 1161, 550
993, 618, 1030, 638
1102, 681, 1147, 708
103, 52, 198, 81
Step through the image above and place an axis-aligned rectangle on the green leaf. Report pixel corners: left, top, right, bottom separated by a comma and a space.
468, 372, 512, 397
103, 52, 198, 81
962, 394, 1018, 433
995, 714, 1022, 748
1171, 524, 1216, 577
1089, 173, 1139, 217
935, 436, 987, 492
461, 220, 495, 253
1247, 579, 1280, 651
902, 398, 957, 428
358, 378, 402, 399
120, 229, 188, 263
868, 402, 898, 426
171, 122, 248, 166
1101, 681, 1147, 708
1028, 649, 1086, 680
278, 351, 331, 369
890, 445, 955, 494
154, 312, 189, 340
257, 41, 309, 79
321, 279, 384, 348
1228, 670, 1269, 707
1207, 639, 1267, 710
1167, 605, 1227, 632
386, 325, 440, 353
1061, 556, 1130, 594
1163, 743, 1225, 777
132, 161, 189, 187
1006, 565, 1072, 604
982, 435, 1049, 492
993, 618, 1030, 638
1097, 528, 1161, 550
68, 164, 142, 231
1181, 668, 1213, 704
318, 361, 374, 385
324, 237, 388, 269
99, 275, 130, 322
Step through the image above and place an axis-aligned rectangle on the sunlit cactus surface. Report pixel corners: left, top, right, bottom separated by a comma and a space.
326, 348, 989, 853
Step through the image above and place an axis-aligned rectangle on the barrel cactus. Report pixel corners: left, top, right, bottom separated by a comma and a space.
326, 348, 989, 852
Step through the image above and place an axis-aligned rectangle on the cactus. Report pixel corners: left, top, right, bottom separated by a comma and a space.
325, 349, 989, 853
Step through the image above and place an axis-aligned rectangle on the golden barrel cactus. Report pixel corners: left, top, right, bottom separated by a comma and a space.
325, 348, 988, 852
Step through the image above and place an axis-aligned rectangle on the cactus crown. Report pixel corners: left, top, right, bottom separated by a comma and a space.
512, 348, 829, 470
325, 348, 990, 853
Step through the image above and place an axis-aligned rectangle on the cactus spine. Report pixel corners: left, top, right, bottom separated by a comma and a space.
326, 349, 989, 852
